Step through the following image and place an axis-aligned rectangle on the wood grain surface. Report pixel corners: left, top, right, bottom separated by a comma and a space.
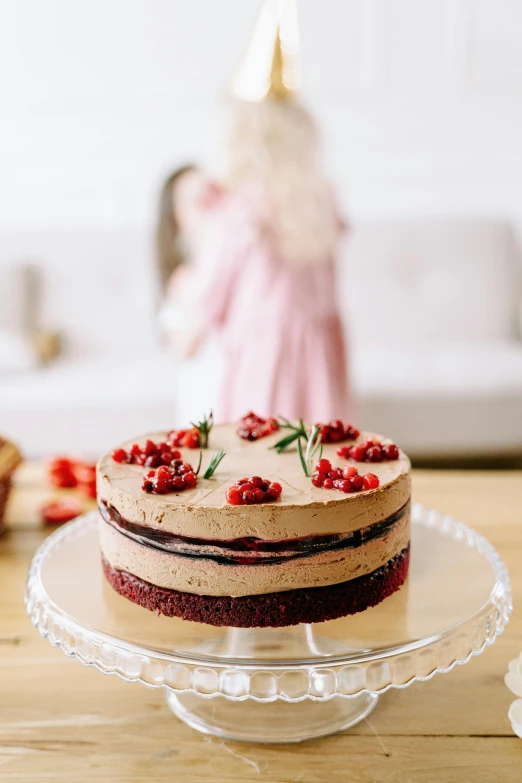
1, 464, 521, 782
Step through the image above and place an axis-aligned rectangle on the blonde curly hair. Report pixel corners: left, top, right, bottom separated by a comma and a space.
225, 98, 342, 266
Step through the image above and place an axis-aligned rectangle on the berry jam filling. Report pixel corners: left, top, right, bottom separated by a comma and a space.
112, 440, 182, 468
99, 500, 409, 566
317, 420, 360, 443
337, 437, 399, 463
142, 463, 198, 494
226, 476, 283, 505
311, 459, 379, 493
237, 412, 279, 441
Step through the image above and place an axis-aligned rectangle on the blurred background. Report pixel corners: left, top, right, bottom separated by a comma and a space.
1, 0, 522, 464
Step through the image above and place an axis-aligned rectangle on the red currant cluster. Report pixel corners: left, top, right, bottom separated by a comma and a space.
237, 412, 279, 441
311, 459, 379, 493
167, 427, 200, 449
112, 440, 182, 468
226, 476, 283, 505
337, 437, 399, 463
317, 420, 360, 443
142, 462, 198, 494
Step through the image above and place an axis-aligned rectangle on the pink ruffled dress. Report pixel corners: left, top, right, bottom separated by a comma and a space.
188, 192, 350, 423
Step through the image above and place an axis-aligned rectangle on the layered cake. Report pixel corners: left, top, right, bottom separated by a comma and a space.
97, 416, 411, 627
0, 437, 22, 534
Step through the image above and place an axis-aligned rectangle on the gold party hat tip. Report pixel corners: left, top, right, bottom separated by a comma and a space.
232, 0, 301, 102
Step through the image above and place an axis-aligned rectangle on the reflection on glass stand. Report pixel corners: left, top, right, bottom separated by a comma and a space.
167, 623, 378, 742
26, 506, 511, 743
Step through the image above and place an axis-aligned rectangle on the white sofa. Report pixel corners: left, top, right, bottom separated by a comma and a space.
0, 219, 521, 459
343, 219, 522, 457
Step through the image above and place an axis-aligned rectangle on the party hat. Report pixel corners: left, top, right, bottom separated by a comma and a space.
232, 0, 301, 102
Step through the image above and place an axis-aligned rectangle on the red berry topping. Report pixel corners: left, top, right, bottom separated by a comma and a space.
384, 443, 399, 460
168, 429, 186, 445
337, 438, 400, 463
316, 420, 360, 444
237, 412, 279, 441
171, 475, 184, 490
141, 461, 198, 494
366, 446, 383, 463
266, 482, 282, 500
143, 440, 156, 456
350, 474, 364, 491
342, 465, 358, 480
154, 478, 170, 493
316, 458, 332, 475
167, 426, 201, 449
351, 445, 368, 462
184, 430, 200, 449
111, 438, 189, 468
226, 487, 242, 505
310, 460, 379, 493
226, 477, 282, 505
362, 473, 380, 490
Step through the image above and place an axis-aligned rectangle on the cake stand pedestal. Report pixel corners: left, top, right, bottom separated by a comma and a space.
26, 505, 511, 744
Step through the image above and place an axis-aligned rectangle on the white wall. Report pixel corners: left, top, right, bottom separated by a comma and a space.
2, 0, 522, 234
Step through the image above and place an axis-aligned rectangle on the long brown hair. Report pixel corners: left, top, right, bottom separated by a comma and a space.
156, 165, 196, 294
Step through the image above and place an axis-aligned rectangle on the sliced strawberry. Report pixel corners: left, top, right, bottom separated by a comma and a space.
48, 456, 77, 488
77, 480, 96, 499
48, 472, 78, 489
48, 457, 74, 472
41, 498, 83, 525
72, 462, 96, 484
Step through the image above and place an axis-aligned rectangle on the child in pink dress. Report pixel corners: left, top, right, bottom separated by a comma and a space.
161, 117, 349, 423
187, 186, 349, 423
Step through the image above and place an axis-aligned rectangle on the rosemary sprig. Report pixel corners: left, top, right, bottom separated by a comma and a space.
298, 425, 323, 477
190, 410, 213, 449
195, 450, 203, 476
271, 416, 308, 453
297, 437, 308, 476
203, 449, 226, 479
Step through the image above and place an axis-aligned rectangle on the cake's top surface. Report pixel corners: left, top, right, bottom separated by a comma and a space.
0, 437, 21, 479
97, 423, 411, 540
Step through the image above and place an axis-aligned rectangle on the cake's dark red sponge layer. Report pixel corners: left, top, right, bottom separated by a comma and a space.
102, 546, 410, 628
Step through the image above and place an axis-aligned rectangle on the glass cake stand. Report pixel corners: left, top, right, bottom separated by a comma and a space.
25, 504, 511, 743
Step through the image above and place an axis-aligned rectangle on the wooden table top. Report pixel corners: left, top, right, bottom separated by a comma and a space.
1, 463, 521, 782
